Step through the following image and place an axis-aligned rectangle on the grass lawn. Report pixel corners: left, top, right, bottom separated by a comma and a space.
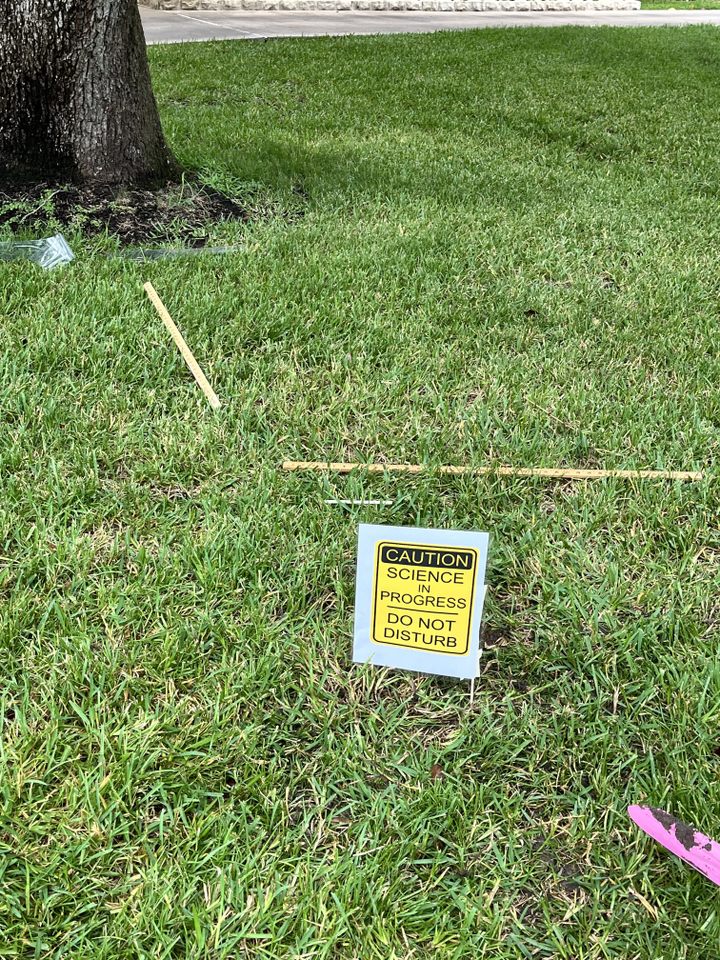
2, 23, 720, 959
642, 1, 720, 9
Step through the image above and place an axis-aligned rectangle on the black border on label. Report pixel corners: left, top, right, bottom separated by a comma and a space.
370, 540, 478, 656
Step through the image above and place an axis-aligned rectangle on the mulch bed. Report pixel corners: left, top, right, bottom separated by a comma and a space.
0, 179, 250, 247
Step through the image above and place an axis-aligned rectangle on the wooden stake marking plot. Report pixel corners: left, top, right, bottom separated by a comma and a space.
144, 281, 221, 410
282, 461, 703, 482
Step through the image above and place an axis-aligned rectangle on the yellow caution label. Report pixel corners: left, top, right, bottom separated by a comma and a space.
370, 541, 478, 655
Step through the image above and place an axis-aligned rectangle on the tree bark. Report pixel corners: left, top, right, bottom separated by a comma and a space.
0, 0, 178, 185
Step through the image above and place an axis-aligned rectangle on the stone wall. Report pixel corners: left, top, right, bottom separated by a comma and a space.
142, 0, 641, 11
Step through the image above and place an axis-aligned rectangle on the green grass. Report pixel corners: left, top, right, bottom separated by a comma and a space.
2, 24, 720, 959
642, 1, 720, 10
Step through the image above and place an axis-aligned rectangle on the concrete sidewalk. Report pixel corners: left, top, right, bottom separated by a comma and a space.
141, 7, 720, 42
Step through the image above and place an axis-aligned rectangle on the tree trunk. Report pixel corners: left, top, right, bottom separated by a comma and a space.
0, 0, 178, 185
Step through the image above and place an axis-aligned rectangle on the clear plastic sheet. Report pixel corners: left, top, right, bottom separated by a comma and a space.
117, 245, 242, 262
0, 235, 241, 267
0, 234, 75, 270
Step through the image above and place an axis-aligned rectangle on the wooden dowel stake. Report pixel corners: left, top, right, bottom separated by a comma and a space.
144, 281, 221, 410
282, 461, 703, 482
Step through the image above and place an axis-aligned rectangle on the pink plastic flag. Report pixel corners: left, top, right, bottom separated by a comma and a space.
628, 805, 720, 887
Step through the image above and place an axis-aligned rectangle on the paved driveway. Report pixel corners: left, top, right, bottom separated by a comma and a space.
141, 7, 720, 42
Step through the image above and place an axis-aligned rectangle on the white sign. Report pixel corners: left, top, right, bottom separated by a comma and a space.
353, 524, 489, 680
